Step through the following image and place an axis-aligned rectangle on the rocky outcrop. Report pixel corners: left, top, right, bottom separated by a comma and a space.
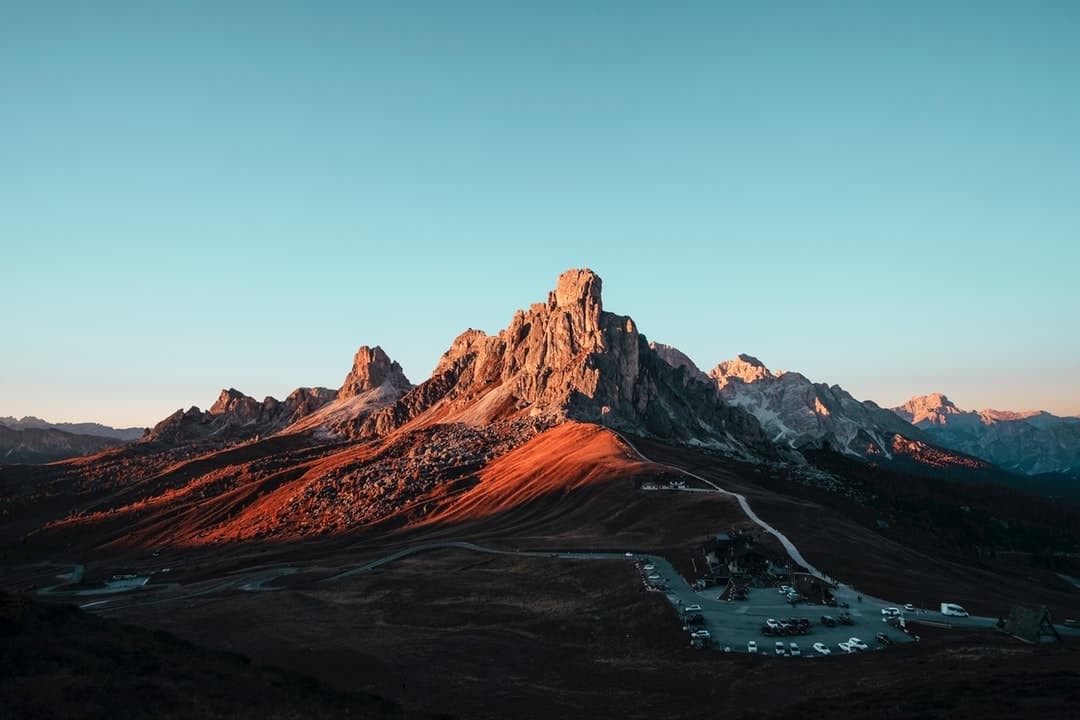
705, 354, 922, 457
282, 346, 414, 438
893, 395, 1080, 475
338, 346, 412, 400
355, 269, 774, 455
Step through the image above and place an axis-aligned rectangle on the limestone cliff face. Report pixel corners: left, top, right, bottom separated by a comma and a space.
357, 269, 774, 454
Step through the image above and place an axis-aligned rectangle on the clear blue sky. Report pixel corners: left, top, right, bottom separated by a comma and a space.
3, 1, 1078, 427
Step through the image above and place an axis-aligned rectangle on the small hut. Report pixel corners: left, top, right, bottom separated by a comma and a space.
1003, 605, 1060, 644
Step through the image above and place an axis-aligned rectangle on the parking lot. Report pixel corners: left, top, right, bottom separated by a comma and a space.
636, 554, 998, 656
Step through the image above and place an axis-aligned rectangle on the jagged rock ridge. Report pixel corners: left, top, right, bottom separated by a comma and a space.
352, 269, 773, 455
147, 386, 338, 444
705, 354, 922, 457
147, 344, 416, 444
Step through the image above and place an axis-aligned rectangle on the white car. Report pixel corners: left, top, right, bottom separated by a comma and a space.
765, 618, 780, 630
643, 564, 655, 571
848, 637, 869, 651
837, 642, 854, 653
747, 641, 757, 654
625, 552, 634, 558
881, 607, 901, 617
812, 642, 831, 655
778, 585, 793, 594
774, 641, 786, 656
684, 604, 703, 613
904, 603, 915, 612
647, 574, 661, 581
789, 642, 801, 656
691, 629, 711, 639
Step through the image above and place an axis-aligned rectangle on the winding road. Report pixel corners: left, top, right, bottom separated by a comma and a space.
612, 431, 827, 580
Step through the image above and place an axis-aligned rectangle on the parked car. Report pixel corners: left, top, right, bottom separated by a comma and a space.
691, 629, 711, 639
904, 603, 915, 612
774, 641, 786, 656
875, 632, 892, 646
747, 640, 757, 654
647, 574, 661, 581
812, 642, 831, 655
881, 607, 901, 618
837, 641, 854, 653
821, 615, 837, 627
789, 642, 801, 657
684, 604, 703, 613
643, 564, 655, 571
837, 612, 854, 625
848, 637, 869, 651
765, 618, 780, 630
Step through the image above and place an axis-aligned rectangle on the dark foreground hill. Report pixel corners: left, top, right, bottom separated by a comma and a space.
0, 592, 442, 720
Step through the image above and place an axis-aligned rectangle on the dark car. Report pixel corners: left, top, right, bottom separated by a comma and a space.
875, 632, 892, 646
821, 615, 837, 627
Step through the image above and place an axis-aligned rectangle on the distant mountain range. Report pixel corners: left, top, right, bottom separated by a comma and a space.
0, 416, 144, 442
0, 416, 145, 464
892, 393, 1080, 476
0, 425, 125, 464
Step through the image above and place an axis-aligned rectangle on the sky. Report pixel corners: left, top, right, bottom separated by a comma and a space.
2, 1, 1079, 427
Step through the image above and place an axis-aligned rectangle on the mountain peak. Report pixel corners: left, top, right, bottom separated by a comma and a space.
710, 354, 774, 389
339, 345, 412, 400
549, 268, 602, 311
892, 393, 965, 427
353, 268, 772, 453
209, 388, 254, 415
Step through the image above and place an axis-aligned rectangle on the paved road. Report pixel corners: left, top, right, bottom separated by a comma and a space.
611, 432, 827, 580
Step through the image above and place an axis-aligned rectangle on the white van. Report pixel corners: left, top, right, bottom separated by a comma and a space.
940, 602, 969, 617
